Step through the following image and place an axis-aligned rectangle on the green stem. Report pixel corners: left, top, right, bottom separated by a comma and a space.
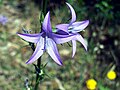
43, 0, 48, 16
34, 0, 48, 90
34, 57, 41, 90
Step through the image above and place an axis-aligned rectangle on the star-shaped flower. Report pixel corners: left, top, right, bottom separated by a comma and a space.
17, 12, 76, 65
56, 3, 89, 57
0, 15, 8, 25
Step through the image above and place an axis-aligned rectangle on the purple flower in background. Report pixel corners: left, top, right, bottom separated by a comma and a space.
0, 15, 8, 25
17, 12, 76, 65
56, 3, 89, 57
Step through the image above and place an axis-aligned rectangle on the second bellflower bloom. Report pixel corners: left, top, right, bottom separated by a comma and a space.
17, 12, 76, 65
56, 3, 89, 57
0, 15, 8, 25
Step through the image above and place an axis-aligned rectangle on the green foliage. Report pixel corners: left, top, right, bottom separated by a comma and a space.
0, 0, 3, 6
95, 0, 113, 20
98, 82, 110, 90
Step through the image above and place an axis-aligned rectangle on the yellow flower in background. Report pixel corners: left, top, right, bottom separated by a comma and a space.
107, 71, 116, 80
86, 79, 97, 90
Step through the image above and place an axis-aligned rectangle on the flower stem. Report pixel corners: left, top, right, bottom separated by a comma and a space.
34, 0, 48, 90
34, 57, 41, 90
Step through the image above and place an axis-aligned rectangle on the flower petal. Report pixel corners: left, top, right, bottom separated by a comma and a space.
75, 34, 87, 51
56, 24, 69, 34
17, 33, 41, 43
42, 11, 52, 33
46, 38, 63, 65
52, 33, 76, 44
72, 40, 76, 57
56, 29, 69, 35
69, 20, 89, 33
66, 2, 76, 24
26, 37, 44, 64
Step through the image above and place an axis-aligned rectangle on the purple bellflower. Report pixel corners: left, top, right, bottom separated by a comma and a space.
0, 15, 8, 25
17, 12, 76, 65
56, 3, 89, 57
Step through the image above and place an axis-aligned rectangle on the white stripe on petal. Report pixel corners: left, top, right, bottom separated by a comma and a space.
46, 38, 62, 65
26, 37, 44, 64
17, 33, 41, 43
76, 34, 87, 51
72, 40, 77, 57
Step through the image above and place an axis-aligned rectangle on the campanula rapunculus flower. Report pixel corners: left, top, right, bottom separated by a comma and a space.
0, 15, 8, 25
56, 3, 89, 57
17, 12, 76, 65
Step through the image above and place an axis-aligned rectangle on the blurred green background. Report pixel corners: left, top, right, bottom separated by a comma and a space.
0, 0, 120, 90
